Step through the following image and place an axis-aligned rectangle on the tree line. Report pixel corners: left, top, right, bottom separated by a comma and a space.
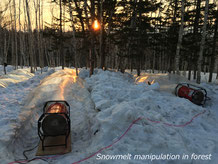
0, 0, 217, 83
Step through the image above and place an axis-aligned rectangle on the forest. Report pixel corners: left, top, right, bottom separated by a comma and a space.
0, 0, 217, 83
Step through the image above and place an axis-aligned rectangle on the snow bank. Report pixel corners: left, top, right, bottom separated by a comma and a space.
0, 65, 14, 76
78, 69, 218, 164
0, 69, 55, 163
0, 68, 34, 88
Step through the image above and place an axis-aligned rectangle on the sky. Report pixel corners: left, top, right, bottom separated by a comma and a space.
0, 0, 58, 30
0, 0, 217, 31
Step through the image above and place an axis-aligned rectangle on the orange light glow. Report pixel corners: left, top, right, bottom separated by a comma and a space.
92, 20, 100, 31
136, 76, 148, 83
151, 79, 155, 84
0, 83, 6, 88
60, 78, 69, 100
47, 103, 67, 113
59, 69, 79, 100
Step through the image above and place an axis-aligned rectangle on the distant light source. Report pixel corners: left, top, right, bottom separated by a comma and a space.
92, 20, 100, 31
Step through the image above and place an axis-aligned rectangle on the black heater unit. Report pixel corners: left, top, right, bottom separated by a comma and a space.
38, 101, 71, 150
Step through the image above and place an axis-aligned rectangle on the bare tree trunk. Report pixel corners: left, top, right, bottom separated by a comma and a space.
26, 0, 34, 73
69, 2, 78, 75
152, 52, 155, 73
90, 0, 95, 76
23, 0, 28, 66
34, 0, 43, 72
9, 4, 15, 68
19, 0, 25, 67
175, 0, 185, 75
59, 0, 64, 69
13, 0, 18, 69
196, 0, 209, 84
3, 31, 10, 74
193, 0, 201, 80
39, 0, 44, 71
99, 0, 105, 69
208, 10, 218, 82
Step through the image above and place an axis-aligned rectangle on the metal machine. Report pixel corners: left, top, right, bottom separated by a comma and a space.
175, 83, 209, 105
38, 101, 71, 150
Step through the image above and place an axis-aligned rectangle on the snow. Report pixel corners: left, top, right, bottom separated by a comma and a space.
1, 68, 96, 164
0, 67, 217, 164
80, 69, 218, 164
0, 65, 14, 76
0, 68, 55, 162
182, 71, 218, 84
0, 68, 34, 88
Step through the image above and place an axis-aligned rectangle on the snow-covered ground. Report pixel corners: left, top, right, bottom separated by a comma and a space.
0, 67, 217, 164
79, 69, 218, 164
0, 65, 14, 76
0, 68, 55, 162
0, 68, 34, 88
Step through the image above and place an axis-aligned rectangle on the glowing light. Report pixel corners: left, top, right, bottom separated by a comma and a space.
0, 82, 6, 88
151, 79, 155, 84
47, 103, 67, 113
136, 76, 148, 83
60, 78, 69, 100
136, 76, 155, 85
58, 69, 80, 100
92, 20, 100, 31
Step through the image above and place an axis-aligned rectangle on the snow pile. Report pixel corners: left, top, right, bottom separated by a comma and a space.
0, 65, 14, 76
0, 69, 55, 162
79, 69, 218, 164
0, 68, 34, 88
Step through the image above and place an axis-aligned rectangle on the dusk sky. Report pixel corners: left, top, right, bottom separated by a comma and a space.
0, 0, 217, 31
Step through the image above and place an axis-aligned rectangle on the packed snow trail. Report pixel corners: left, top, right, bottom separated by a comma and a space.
5, 69, 96, 164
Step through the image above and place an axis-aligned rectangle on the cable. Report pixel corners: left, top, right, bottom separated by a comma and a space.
72, 110, 206, 164
23, 144, 39, 160
10, 157, 48, 164
10, 143, 48, 164
9, 110, 206, 164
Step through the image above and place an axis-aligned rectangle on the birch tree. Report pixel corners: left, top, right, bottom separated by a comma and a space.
26, 0, 34, 73
19, 0, 25, 67
208, 10, 217, 82
174, 0, 185, 75
13, 0, 18, 69
196, 0, 209, 84
34, 0, 43, 71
